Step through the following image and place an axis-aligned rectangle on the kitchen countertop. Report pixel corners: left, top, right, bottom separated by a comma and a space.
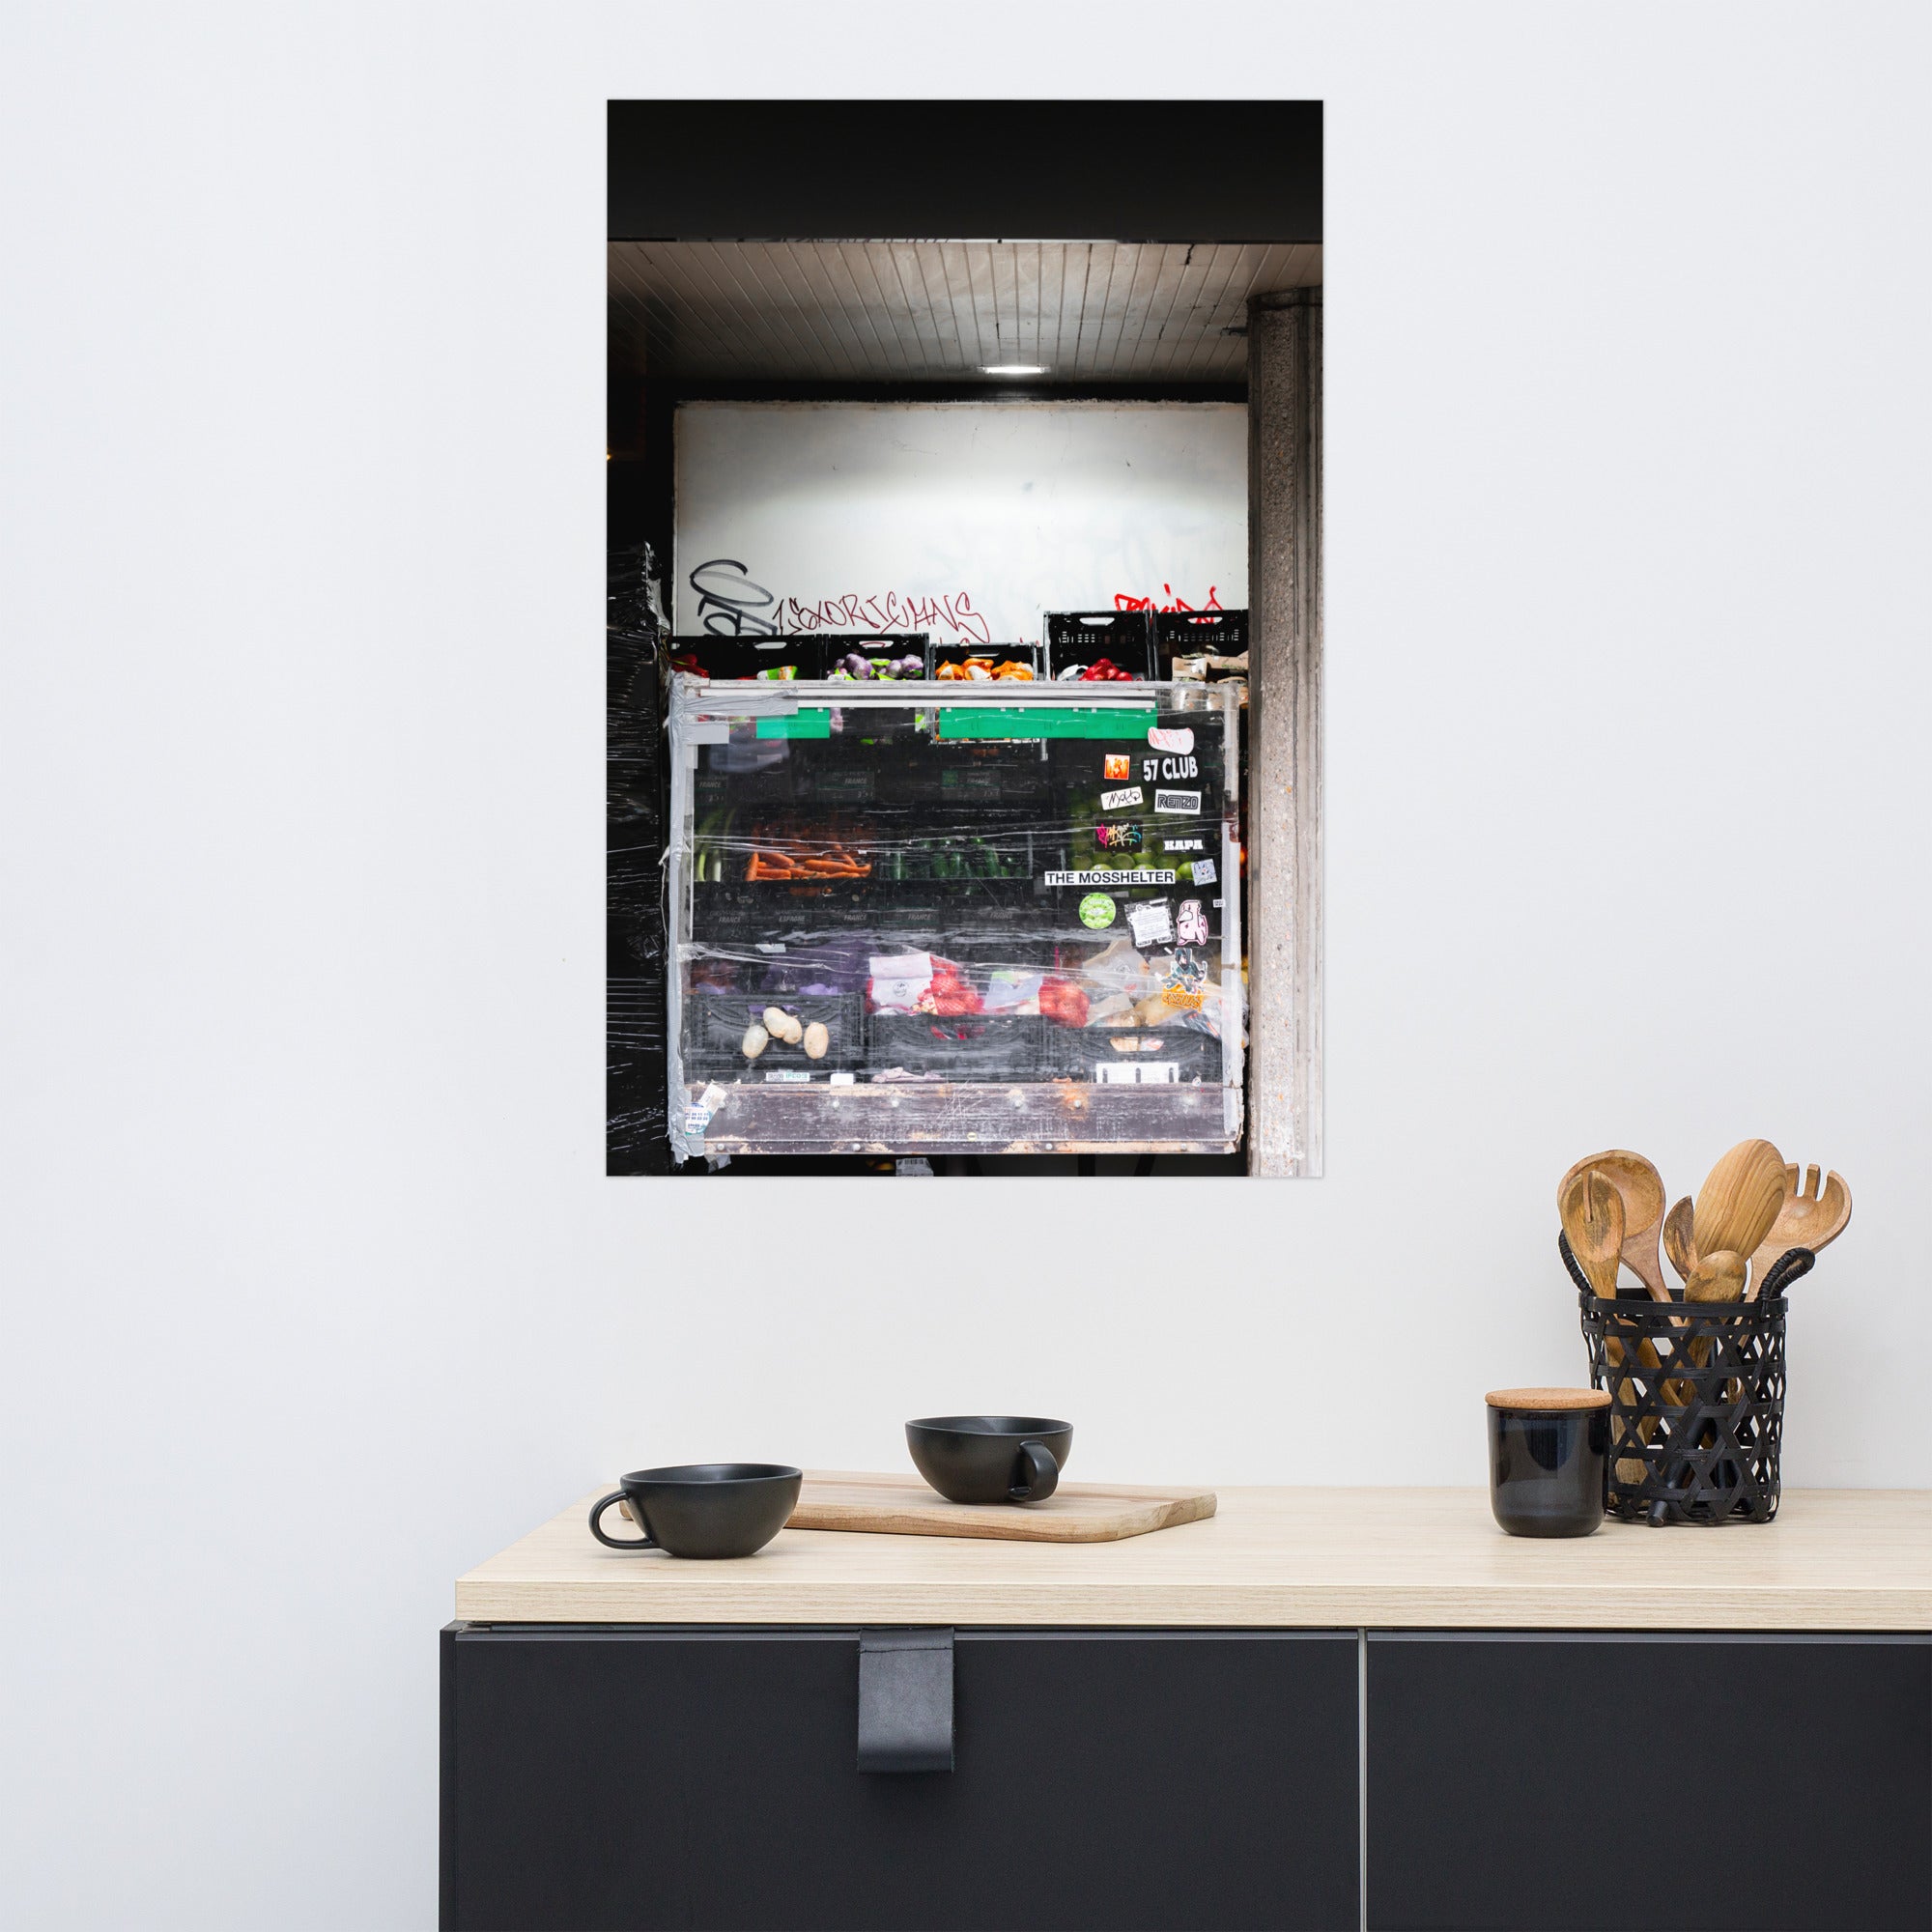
454, 1481, 1932, 1631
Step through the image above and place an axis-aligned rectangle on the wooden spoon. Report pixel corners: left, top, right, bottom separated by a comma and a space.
1558, 1151, 1669, 1301
1747, 1165, 1852, 1299
1683, 1249, 1746, 1304
1662, 1196, 1698, 1285
1559, 1167, 1624, 1297
1666, 1248, 1748, 1405
1692, 1140, 1786, 1269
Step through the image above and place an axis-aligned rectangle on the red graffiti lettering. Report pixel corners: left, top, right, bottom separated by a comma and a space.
1112, 583, 1226, 616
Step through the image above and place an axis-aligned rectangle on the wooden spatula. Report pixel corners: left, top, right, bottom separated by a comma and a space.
1692, 1140, 1786, 1271
1557, 1151, 1669, 1301
1747, 1165, 1852, 1298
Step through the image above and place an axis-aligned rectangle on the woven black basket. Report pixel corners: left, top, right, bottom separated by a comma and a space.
1570, 1235, 1811, 1525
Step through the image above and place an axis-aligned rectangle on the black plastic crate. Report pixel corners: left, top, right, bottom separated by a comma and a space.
668, 634, 822, 681
867, 1011, 1045, 1079
1043, 611, 1155, 683
925, 639, 1044, 683
1053, 1026, 1224, 1085
683, 991, 863, 1076
1155, 609, 1247, 666
821, 636, 928, 682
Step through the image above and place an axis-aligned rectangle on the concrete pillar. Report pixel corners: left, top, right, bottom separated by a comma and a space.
1245, 288, 1323, 1177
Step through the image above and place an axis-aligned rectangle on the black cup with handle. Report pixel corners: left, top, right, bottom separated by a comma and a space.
905, 1416, 1072, 1505
587, 1463, 803, 1558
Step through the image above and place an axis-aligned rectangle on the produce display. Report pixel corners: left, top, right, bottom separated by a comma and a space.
1054, 657, 1137, 683
935, 657, 1035, 681
667, 679, 1245, 1158
829, 650, 924, 681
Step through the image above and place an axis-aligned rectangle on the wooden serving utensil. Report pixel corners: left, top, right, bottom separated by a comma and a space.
1662, 1197, 1698, 1286
1747, 1165, 1852, 1298
1675, 1248, 1749, 1407
1683, 1249, 1746, 1304
1558, 1151, 1669, 1301
1691, 1139, 1787, 1271
1560, 1169, 1652, 1482
1559, 1168, 1624, 1297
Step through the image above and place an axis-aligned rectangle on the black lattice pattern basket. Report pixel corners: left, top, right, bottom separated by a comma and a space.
1578, 1287, 1789, 1525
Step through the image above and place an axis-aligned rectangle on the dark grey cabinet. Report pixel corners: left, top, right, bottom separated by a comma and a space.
1365, 1633, 1932, 1931
441, 1625, 1361, 1932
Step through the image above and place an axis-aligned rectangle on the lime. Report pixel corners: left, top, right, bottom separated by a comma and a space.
1078, 893, 1116, 929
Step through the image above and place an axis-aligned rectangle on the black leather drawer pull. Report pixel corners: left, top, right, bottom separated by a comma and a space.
857, 1629, 954, 1773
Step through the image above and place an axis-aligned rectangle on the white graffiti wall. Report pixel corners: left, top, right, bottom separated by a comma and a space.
672, 399, 1247, 644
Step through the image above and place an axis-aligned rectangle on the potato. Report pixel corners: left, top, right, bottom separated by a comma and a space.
802, 1021, 829, 1061
741, 1023, 769, 1060
762, 1005, 804, 1045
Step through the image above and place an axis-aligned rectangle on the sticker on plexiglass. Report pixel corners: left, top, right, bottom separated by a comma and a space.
1099, 785, 1143, 810
1154, 788, 1201, 815
1148, 726, 1195, 754
1163, 838, 1203, 852
1127, 899, 1175, 949
1176, 899, 1210, 947
1190, 857, 1217, 886
1094, 821, 1142, 852
1043, 867, 1176, 887
1143, 754, 1199, 783
1102, 753, 1132, 781
682, 1104, 712, 1139
1078, 893, 1118, 929
1162, 945, 1208, 1008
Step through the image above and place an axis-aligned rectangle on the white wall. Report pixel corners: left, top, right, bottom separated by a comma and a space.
672, 400, 1247, 641
5, 4, 1929, 1927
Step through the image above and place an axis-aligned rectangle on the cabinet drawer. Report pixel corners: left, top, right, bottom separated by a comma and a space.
1366, 1633, 1932, 1931
442, 1626, 1359, 1932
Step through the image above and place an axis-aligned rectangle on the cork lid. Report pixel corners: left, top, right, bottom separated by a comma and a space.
1485, 1386, 1611, 1411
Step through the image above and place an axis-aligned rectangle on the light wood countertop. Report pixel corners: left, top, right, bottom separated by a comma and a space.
455, 1482, 1932, 1632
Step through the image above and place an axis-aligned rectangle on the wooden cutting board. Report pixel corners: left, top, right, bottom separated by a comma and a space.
785, 1470, 1217, 1544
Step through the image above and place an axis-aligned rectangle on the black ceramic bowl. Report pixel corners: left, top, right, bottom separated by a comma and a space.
1485, 1390, 1607, 1539
906, 1416, 1073, 1505
587, 1463, 803, 1558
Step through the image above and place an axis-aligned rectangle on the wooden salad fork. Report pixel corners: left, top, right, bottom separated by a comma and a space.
1747, 1165, 1852, 1298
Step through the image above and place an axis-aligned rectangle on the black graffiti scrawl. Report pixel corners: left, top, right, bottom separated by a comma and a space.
686, 557, 993, 645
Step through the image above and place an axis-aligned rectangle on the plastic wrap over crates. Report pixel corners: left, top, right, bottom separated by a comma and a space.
664, 677, 1245, 1159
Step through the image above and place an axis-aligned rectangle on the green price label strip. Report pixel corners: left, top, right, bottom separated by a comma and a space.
753, 710, 833, 739
938, 706, 1158, 741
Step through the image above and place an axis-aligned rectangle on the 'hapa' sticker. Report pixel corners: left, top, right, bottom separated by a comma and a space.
1154, 788, 1201, 815
1100, 785, 1144, 810
1148, 726, 1195, 754
1176, 898, 1209, 947
1102, 753, 1132, 781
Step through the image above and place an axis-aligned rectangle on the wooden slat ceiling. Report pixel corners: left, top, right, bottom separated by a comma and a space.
610, 241, 1321, 384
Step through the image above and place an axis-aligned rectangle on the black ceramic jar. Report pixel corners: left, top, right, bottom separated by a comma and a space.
1485, 1388, 1609, 1538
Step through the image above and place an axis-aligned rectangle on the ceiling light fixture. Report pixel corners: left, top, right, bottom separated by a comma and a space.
981, 363, 1046, 376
